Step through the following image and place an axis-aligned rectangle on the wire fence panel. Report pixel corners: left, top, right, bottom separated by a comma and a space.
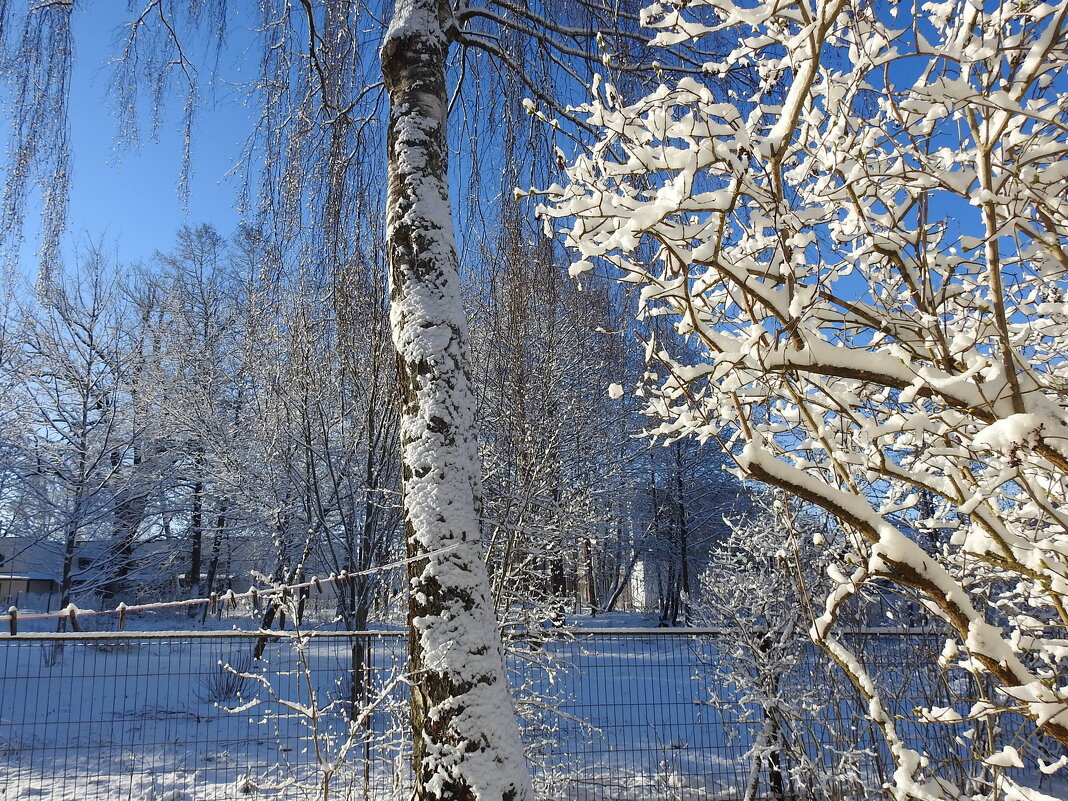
0, 628, 1025, 801
511, 631, 754, 800
0, 632, 412, 801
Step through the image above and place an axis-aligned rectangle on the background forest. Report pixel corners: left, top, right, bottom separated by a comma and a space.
0, 221, 745, 628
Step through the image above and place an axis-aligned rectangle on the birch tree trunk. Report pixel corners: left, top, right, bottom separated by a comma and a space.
381, 1, 532, 799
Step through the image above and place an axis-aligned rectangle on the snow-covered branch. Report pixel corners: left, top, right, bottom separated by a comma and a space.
540, 0, 1068, 791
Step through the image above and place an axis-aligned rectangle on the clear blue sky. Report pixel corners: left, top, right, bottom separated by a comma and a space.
37, 5, 254, 271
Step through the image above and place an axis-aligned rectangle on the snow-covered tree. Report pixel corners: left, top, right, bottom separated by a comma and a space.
539, 0, 1068, 795
381, 2, 531, 798
16, 254, 143, 611
152, 224, 250, 600
0, 1, 750, 797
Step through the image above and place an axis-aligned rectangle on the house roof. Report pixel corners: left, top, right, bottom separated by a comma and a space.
0, 537, 62, 576
0, 572, 58, 582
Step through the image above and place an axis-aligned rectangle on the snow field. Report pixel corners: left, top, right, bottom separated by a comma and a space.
1, 629, 1059, 800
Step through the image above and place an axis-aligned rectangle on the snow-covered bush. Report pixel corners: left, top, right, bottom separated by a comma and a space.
212, 603, 409, 801
538, 0, 1068, 796
694, 508, 996, 799
693, 509, 866, 801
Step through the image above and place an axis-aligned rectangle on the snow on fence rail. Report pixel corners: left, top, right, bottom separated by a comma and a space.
0, 628, 1048, 801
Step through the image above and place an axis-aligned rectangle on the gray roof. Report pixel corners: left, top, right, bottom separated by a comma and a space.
0, 572, 58, 582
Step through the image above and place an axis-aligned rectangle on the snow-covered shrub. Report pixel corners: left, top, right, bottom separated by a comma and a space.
209, 600, 410, 801
694, 508, 1024, 799
692, 508, 875, 800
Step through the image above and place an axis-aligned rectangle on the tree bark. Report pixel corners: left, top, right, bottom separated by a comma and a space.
381, 2, 532, 799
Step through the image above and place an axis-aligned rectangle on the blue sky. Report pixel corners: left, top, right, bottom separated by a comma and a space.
33, 5, 253, 271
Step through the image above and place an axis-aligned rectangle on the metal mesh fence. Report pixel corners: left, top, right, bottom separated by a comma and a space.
507, 629, 967, 800
0, 628, 1014, 800
0, 631, 412, 800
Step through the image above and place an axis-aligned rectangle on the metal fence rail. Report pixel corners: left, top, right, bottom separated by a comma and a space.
0, 628, 1028, 801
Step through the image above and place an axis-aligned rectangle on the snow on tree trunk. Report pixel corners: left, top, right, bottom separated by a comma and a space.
380, 2, 533, 799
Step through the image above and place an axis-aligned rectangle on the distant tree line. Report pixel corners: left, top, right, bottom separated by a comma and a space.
0, 222, 745, 627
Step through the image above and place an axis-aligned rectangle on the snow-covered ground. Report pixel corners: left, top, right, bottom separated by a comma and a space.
0, 618, 1061, 800
0, 630, 408, 801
